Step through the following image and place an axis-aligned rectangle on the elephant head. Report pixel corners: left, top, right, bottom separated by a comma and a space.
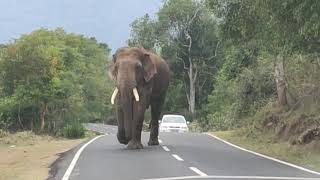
109, 47, 157, 144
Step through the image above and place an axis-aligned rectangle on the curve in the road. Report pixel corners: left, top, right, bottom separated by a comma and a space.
58, 129, 320, 180
61, 135, 106, 180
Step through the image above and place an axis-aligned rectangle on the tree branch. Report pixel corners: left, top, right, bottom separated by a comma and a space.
200, 77, 207, 90
182, 79, 190, 104
177, 57, 189, 70
208, 40, 220, 60
188, 7, 201, 28
193, 65, 198, 84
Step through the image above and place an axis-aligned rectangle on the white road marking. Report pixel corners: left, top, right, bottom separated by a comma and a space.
172, 154, 184, 161
162, 146, 170, 152
189, 167, 207, 176
61, 135, 105, 180
142, 176, 320, 180
159, 139, 163, 143
206, 133, 320, 176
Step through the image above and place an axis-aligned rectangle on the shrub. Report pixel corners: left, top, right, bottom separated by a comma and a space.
61, 122, 85, 139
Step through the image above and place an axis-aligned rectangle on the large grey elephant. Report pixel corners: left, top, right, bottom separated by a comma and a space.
109, 47, 170, 149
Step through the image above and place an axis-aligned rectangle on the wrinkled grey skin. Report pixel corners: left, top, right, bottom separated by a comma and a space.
110, 47, 170, 149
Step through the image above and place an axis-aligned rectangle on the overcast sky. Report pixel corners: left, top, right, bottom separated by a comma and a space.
0, 0, 162, 52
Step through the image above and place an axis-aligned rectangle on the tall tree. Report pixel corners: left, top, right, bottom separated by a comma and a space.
128, 0, 221, 118
207, 0, 320, 108
128, 14, 158, 50
158, 0, 220, 117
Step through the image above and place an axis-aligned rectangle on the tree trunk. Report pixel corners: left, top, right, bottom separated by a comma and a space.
274, 54, 287, 107
188, 64, 196, 116
185, 30, 196, 118
39, 103, 47, 131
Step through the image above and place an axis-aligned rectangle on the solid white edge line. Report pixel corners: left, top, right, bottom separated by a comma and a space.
142, 175, 320, 180
61, 135, 106, 180
205, 133, 320, 176
162, 145, 170, 152
171, 154, 184, 161
189, 167, 208, 176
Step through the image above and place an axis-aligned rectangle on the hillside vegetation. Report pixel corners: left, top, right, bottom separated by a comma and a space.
0, 29, 113, 135
0, 0, 319, 149
128, 0, 320, 146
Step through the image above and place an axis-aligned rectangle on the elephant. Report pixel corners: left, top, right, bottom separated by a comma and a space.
109, 47, 170, 149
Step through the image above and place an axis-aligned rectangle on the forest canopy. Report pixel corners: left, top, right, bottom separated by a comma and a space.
0, 28, 113, 134
1, 0, 319, 142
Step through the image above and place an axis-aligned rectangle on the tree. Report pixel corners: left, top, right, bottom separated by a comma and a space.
128, 0, 221, 118
207, 0, 320, 108
0, 28, 113, 132
159, 0, 221, 117
128, 14, 158, 50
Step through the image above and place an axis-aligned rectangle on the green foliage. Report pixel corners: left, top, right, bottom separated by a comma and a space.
128, 0, 319, 131
61, 122, 86, 139
1, 0, 319, 137
206, 49, 276, 130
204, 0, 320, 131
0, 28, 113, 133
128, 0, 222, 120
128, 14, 158, 50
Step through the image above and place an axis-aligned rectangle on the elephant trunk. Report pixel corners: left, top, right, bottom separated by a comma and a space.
118, 87, 132, 142
119, 86, 140, 142
112, 66, 140, 142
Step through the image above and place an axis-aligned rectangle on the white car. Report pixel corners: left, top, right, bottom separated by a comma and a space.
159, 114, 189, 133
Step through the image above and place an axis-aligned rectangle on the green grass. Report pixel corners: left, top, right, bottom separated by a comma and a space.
60, 122, 86, 139
211, 130, 320, 172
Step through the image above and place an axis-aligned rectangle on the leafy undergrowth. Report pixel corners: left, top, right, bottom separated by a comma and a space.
0, 131, 88, 180
211, 130, 320, 172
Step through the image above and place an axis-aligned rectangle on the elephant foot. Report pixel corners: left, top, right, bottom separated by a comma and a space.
117, 133, 129, 145
127, 140, 143, 150
148, 139, 159, 146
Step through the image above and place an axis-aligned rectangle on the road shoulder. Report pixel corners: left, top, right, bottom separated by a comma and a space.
0, 131, 85, 180
209, 130, 320, 173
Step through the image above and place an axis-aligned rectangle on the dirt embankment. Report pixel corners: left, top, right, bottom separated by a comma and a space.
262, 112, 320, 145
0, 131, 84, 180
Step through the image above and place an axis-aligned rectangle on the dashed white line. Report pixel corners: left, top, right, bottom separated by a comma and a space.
172, 154, 184, 161
189, 167, 207, 176
162, 146, 170, 152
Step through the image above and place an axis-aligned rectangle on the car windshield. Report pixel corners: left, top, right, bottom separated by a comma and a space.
162, 116, 186, 124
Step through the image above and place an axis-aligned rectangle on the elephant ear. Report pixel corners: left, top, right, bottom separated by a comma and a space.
142, 53, 157, 82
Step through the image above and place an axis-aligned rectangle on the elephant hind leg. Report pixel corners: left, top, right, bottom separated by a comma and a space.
148, 95, 165, 146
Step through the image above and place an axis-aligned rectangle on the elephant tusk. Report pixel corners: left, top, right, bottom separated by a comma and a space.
133, 88, 140, 102
111, 88, 119, 105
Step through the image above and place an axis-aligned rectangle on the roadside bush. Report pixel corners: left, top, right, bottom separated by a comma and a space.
61, 122, 85, 139
0, 129, 9, 138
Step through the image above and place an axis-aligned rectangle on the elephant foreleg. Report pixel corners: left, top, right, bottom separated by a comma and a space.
116, 107, 128, 145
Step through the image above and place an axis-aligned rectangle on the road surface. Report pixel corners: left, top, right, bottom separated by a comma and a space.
51, 124, 320, 180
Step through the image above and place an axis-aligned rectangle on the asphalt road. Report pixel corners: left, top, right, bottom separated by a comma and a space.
54, 124, 320, 180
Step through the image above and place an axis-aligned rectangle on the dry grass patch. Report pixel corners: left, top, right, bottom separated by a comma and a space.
0, 131, 85, 180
